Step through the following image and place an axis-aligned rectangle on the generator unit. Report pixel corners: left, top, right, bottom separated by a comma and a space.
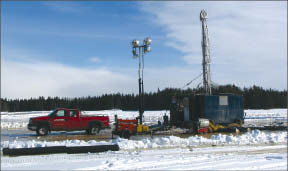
170, 94, 244, 132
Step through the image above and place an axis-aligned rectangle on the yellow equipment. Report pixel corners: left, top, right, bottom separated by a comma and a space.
137, 124, 149, 133
209, 121, 242, 132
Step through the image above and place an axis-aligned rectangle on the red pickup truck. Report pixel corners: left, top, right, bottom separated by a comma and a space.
27, 108, 110, 136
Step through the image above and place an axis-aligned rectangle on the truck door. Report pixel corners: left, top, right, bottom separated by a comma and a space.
50, 109, 67, 131
66, 110, 81, 131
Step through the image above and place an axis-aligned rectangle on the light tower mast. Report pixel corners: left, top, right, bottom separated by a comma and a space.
200, 9, 212, 95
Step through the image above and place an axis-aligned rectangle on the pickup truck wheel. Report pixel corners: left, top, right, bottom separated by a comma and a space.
89, 125, 100, 135
122, 130, 131, 139
36, 126, 48, 136
119, 131, 123, 138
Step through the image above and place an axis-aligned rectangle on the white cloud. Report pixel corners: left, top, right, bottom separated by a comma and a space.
1, 57, 203, 99
0, 47, 203, 99
0, 49, 207, 99
140, 1, 287, 90
2, 56, 284, 99
89, 57, 102, 63
1, 48, 201, 99
1, 60, 137, 99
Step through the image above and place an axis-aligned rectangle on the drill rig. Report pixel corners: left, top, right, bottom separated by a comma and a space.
170, 9, 244, 133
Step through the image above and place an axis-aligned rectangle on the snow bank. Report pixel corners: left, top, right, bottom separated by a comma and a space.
2, 130, 286, 151
1, 122, 28, 129
116, 130, 287, 150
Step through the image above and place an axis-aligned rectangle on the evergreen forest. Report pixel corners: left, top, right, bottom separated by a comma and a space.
1, 85, 287, 112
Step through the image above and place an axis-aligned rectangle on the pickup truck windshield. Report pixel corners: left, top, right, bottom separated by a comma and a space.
48, 110, 56, 117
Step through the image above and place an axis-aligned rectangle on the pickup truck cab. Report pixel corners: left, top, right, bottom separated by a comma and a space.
28, 108, 110, 136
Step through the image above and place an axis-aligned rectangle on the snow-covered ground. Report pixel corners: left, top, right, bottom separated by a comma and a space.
1, 130, 287, 170
1, 129, 287, 149
1, 144, 287, 170
1, 109, 287, 129
243, 109, 287, 127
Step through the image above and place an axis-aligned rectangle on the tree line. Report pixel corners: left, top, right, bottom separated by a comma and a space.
0, 85, 286, 112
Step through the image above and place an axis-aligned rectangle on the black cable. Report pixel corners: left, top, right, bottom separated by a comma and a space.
182, 73, 203, 89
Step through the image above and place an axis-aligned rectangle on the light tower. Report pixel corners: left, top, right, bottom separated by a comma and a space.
200, 9, 212, 95
131, 37, 152, 124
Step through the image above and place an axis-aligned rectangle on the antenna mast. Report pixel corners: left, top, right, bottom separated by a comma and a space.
200, 9, 212, 95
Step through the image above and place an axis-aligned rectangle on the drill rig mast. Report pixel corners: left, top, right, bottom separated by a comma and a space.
200, 9, 212, 95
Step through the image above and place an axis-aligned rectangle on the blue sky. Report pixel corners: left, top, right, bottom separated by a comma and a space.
2, 1, 181, 68
1, 1, 287, 99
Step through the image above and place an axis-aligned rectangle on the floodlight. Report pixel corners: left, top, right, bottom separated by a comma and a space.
132, 40, 140, 48
132, 48, 138, 58
200, 9, 208, 20
144, 46, 151, 53
144, 37, 152, 46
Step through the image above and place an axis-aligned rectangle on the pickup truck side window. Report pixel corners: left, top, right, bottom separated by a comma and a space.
69, 111, 77, 117
55, 110, 66, 117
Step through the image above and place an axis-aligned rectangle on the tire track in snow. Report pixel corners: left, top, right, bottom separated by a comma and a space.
111, 146, 287, 170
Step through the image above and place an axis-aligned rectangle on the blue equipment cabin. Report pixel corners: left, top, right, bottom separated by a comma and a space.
170, 94, 244, 127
